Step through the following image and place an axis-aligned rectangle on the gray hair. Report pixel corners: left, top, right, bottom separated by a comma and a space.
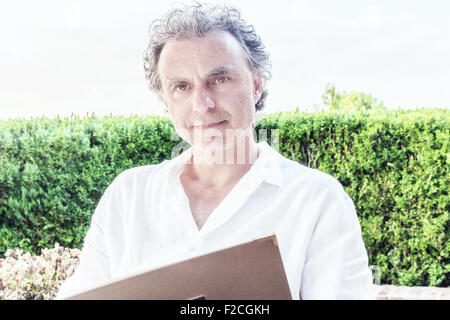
143, 2, 271, 111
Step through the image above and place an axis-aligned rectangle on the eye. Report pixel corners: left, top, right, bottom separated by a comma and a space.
214, 77, 229, 84
176, 83, 189, 91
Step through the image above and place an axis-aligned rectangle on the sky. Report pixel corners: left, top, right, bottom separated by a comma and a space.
0, 0, 449, 120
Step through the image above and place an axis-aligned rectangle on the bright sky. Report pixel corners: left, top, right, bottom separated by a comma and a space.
0, 0, 449, 120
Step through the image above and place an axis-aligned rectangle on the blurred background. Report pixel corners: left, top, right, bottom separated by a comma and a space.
0, 0, 449, 120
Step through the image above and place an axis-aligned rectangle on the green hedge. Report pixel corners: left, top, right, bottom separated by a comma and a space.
0, 109, 448, 287
0, 115, 178, 257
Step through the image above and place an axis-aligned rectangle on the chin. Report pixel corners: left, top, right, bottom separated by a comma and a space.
192, 136, 234, 152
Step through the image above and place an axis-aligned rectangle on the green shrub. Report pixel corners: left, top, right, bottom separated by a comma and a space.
0, 109, 448, 287
0, 115, 177, 256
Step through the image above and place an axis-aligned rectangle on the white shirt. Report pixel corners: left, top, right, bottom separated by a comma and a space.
56, 141, 375, 300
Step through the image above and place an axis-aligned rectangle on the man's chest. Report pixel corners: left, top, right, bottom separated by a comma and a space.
180, 177, 232, 229
189, 197, 219, 222
185, 186, 227, 228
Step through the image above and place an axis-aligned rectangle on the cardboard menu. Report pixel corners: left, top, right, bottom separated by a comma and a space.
64, 234, 292, 300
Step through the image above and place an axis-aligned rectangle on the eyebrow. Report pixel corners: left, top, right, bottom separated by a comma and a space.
165, 66, 235, 86
207, 66, 234, 77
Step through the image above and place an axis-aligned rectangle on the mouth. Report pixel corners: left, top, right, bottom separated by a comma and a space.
193, 120, 226, 129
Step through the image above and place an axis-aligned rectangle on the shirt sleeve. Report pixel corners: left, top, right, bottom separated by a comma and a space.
54, 185, 113, 300
300, 182, 376, 300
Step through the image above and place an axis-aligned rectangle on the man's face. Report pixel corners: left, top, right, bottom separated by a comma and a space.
158, 30, 262, 154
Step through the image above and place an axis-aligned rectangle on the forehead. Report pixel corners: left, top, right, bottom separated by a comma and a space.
158, 30, 250, 79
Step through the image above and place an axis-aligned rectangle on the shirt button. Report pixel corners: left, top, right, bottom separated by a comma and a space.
189, 245, 196, 251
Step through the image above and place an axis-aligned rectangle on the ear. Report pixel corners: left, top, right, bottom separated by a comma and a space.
252, 71, 263, 102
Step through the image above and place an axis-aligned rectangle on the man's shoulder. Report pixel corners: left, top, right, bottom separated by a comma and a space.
116, 161, 167, 177
109, 160, 172, 189
276, 153, 356, 218
277, 152, 345, 193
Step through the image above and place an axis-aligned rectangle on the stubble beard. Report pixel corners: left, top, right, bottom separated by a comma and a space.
183, 125, 257, 166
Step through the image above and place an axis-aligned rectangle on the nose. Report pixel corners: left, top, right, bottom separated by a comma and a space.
192, 86, 215, 113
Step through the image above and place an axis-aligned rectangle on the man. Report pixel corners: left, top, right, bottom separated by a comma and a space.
56, 3, 374, 300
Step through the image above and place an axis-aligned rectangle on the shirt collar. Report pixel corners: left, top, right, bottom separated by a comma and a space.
165, 140, 284, 187
254, 141, 284, 187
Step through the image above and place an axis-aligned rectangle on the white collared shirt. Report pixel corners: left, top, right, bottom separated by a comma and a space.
56, 141, 375, 300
